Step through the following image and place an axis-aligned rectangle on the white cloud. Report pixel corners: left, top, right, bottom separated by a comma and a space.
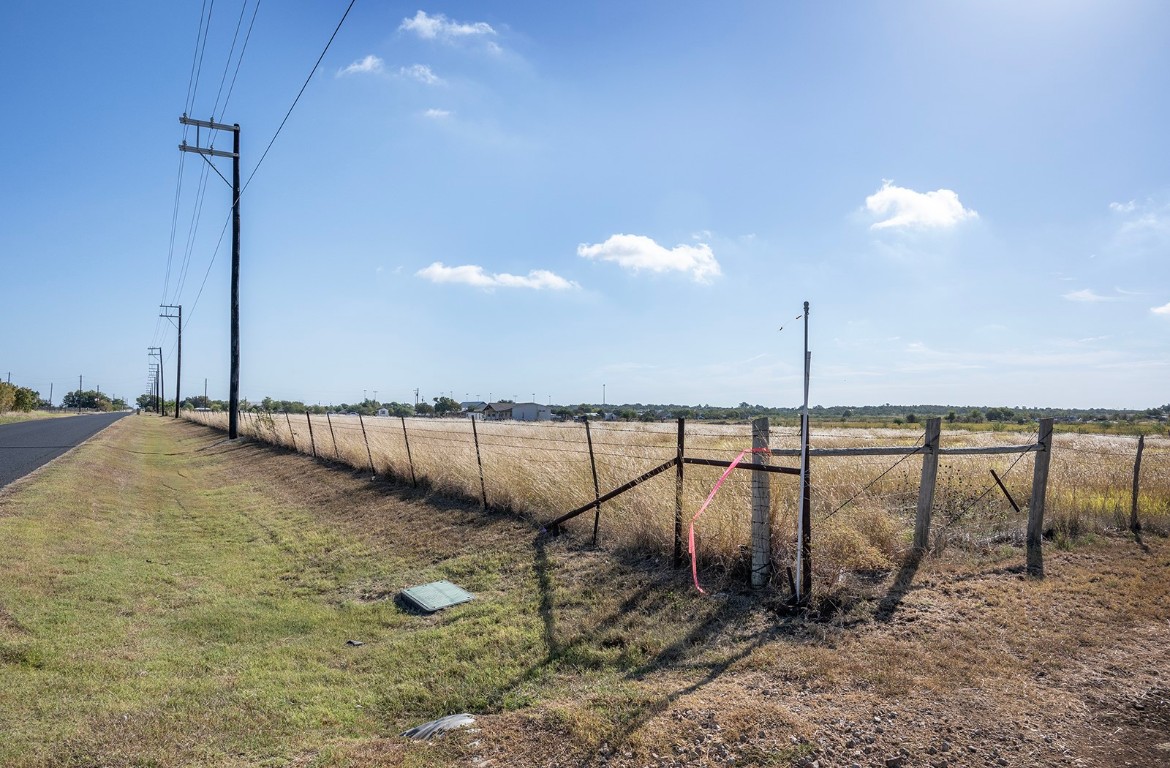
1109, 200, 1136, 213
1063, 289, 1117, 303
400, 64, 443, 85
577, 234, 721, 283
337, 54, 384, 76
400, 10, 495, 41
1153, 302, 1170, 316
422, 108, 452, 119
865, 180, 978, 230
416, 262, 578, 290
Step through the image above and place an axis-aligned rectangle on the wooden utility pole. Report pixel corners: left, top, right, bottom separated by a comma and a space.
161, 304, 181, 417
796, 301, 812, 603
179, 115, 241, 438
147, 347, 162, 414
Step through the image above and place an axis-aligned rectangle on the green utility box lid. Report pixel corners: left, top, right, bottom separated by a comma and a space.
400, 580, 474, 612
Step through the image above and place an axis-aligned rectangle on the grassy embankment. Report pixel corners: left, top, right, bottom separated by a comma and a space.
1, 416, 1169, 767
0, 410, 75, 425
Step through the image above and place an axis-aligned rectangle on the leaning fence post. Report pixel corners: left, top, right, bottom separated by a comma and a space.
401, 416, 417, 488
912, 417, 942, 555
471, 416, 488, 509
305, 412, 317, 459
285, 412, 297, 452
358, 413, 375, 476
1026, 418, 1054, 577
674, 417, 686, 569
1130, 434, 1145, 533
585, 418, 602, 544
751, 416, 771, 588
326, 412, 339, 460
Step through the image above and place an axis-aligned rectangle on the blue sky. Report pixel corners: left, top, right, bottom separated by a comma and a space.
2, 1, 1167, 409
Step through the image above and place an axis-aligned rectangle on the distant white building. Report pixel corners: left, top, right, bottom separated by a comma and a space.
376, 408, 389, 417
482, 402, 552, 421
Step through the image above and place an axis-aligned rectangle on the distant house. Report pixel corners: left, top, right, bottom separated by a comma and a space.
376, 408, 389, 417
482, 402, 552, 422
461, 401, 487, 417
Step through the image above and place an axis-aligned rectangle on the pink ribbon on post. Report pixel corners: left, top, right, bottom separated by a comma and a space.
688, 447, 769, 594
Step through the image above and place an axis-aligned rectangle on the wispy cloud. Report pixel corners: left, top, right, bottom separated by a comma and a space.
577, 234, 721, 283
865, 180, 978, 231
1063, 289, 1118, 303
399, 63, 443, 85
337, 54, 384, 77
416, 262, 578, 290
422, 108, 452, 119
400, 10, 495, 41
1109, 200, 1136, 213
1153, 302, 1170, 316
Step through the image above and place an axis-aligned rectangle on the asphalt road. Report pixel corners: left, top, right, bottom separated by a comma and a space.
0, 412, 129, 489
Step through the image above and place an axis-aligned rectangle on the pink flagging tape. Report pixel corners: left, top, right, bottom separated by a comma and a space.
689, 447, 769, 594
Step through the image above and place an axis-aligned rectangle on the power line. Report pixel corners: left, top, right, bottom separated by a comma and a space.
241, 0, 357, 194
219, 0, 262, 120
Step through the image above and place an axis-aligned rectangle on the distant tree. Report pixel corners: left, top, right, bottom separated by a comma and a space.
618, 408, 637, 421
385, 402, 413, 417
967, 409, 984, 423
433, 396, 461, 415
414, 402, 434, 416
638, 411, 659, 422
111, 397, 128, 410
62, 390, 112, 411
946, 410, 957, 423
12, 386, 39, 412
905, 413, 918, 424
0, 383, 15, 413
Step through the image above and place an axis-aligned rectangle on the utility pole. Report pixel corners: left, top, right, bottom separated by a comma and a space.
179, 114, 241, 438
161, 304, 181, 418
78, 375, 82, 414
204, 378, 208, 400
48, 383, 53, 408
414, 388, 419, 406
148, 347, 162, 415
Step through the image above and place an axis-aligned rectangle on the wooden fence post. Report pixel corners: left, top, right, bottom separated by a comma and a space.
401, 416, 417, 488
471, 416, 488, 509
305, 412, 316, 458
751, 417, 771, 588
357, 413, 375, 476
285, 412, 297, 452
1026, 418, 1054, 577
912, 417, 942, 555
585, 418, 602, 544
798, 413, 812, 603
1130, 434, 1145, 533
674, 417, 685, 569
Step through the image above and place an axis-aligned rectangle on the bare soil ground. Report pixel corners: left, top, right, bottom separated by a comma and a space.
218, 423, 1170, 768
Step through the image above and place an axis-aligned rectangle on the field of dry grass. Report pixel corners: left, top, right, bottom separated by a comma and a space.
187, 412, 1170, 597
5, 416, 1166, 767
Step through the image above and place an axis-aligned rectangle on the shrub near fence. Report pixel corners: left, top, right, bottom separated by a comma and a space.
184, 410, 1170, 593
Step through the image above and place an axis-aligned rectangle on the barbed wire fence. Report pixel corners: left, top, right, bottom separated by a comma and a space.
183, 409, 1168, 596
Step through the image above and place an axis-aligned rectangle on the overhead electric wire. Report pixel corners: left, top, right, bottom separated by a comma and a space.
210, 0, 250, 120
241, 0, 357, 194
219, 0, 261, 120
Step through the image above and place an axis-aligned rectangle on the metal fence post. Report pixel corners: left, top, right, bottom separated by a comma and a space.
471, 416, 487, 508
358, 413, 375, 476
285, 412, 297, 452
1130, 434, 1145, 533
326, 412, 339, 460
674, 417, 685, 568
585, 418, 602, 544
305, 412, 316, 458
401, 416, 417, 488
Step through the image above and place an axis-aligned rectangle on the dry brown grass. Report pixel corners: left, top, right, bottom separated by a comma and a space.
187, 412, 1170, 597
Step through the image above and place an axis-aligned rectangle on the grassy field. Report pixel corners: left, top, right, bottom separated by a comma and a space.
189, 411, 1170, 593
1, 416, 1168, 766
0, 410, 76, 425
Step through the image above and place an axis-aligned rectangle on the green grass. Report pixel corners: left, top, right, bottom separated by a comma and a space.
0, 410, 73, 425
0, 419, 561, 766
